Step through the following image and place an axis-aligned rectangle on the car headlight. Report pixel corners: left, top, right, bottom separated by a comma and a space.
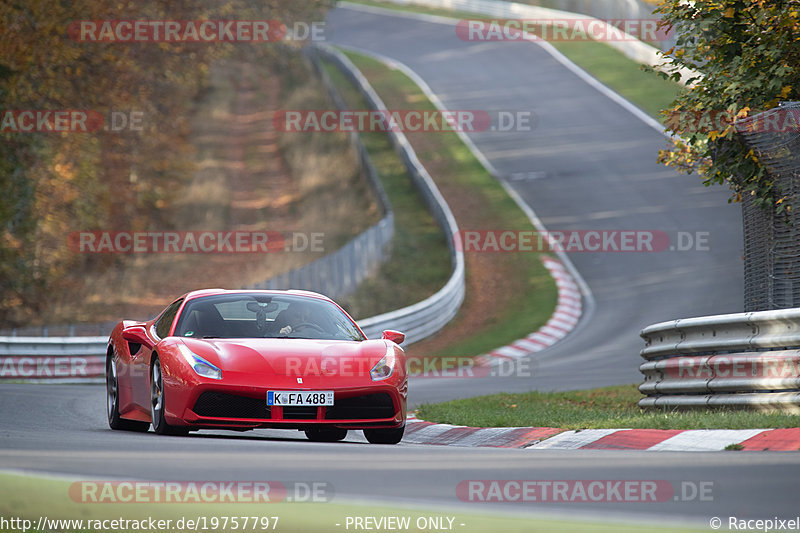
370, 345, 396, 381
178, 344, 222, 380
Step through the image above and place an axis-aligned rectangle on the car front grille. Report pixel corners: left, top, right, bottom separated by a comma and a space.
193, 391, 270, 419
192, 391, 396, 421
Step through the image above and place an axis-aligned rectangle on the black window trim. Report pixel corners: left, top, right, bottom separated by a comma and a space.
153, 297, 185, 341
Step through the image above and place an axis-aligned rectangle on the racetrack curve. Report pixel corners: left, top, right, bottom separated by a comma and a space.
324, 4, 743, 405
1, 4, 789, 528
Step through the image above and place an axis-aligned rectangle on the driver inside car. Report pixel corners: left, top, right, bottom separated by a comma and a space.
273, 302, 316, 336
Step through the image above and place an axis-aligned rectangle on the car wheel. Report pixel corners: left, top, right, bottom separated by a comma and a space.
304, 427, 348, 442
150, 356, 188, 436
106, 354, 149, 432
364, 425, 405, 445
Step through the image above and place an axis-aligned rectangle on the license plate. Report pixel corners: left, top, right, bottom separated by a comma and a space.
267, 390, 334, 406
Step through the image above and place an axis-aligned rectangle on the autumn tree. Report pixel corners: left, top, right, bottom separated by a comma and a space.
0, 0, 333, 325
654, 0, 800, 210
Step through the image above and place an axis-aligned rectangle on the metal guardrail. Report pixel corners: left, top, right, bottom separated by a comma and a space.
0, 336, 108, 356
0, 337, 107, 381
249, 210, 394, 301
639, 309, 800, 410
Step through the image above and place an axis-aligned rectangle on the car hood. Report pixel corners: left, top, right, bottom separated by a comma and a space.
179, 337, 389, 377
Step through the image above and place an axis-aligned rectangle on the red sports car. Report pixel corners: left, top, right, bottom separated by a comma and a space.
106, 289, 407, 444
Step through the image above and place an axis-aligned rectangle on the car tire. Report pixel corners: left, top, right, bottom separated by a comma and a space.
304, 427, 348, 442
106, 353, 149, 432
150, 356, 189, 436
363, 425, 405, 445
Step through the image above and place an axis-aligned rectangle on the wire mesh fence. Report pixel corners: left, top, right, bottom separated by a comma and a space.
737, 102, 800, 311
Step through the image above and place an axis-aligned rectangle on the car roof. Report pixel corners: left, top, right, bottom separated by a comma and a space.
181, 288, 335, 304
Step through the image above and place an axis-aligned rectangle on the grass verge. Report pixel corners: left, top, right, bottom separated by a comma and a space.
416, 384, 800, 429
345, 0, 683, 120
0, 471, 710, 533
328, 50, 557, 358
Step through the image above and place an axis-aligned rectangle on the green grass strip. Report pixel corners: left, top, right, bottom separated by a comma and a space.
0, 471, 711, 533
417, 384, 800, 429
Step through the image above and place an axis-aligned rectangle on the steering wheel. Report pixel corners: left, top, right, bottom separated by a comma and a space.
292, 322, 325, 333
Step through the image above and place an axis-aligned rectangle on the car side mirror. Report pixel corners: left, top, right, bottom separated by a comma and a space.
122, 324, 154, 349
381, 330, 405, 345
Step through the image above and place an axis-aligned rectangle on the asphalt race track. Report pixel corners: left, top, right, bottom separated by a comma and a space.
1, 4, 794, 529
2, 383, 799, 524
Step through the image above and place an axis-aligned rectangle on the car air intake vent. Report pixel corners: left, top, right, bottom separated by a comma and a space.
282, 406, 318, 420
127, 342, 142, 355
193, 391, 269, 419
325, 393, 395, 420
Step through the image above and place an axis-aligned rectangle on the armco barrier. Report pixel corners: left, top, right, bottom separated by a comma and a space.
0, 337, 107, 382
639, 308, 800, 410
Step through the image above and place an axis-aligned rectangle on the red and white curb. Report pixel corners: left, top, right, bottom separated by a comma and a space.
527, 428, 767, 451
401, 415, 800, 451
474, 256, 582, 368
402, 414, 561, 447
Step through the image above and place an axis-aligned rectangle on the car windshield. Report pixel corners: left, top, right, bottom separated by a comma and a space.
173, 293, 365, 341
